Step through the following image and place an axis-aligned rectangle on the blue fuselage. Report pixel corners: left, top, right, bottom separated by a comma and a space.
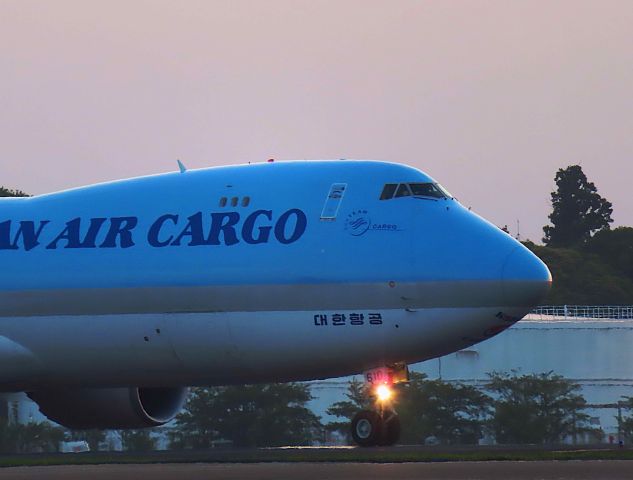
0, 161, 550, 391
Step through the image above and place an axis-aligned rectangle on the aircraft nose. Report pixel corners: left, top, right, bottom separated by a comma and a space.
502, 246, 552, 307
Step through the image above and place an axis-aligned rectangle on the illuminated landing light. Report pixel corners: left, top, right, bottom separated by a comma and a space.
375, 384, 393, 403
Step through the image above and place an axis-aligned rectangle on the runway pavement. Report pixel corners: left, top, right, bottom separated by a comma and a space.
2, 461, 633, 480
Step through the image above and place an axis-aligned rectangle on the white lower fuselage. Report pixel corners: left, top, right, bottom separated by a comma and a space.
0, 304, 527, 391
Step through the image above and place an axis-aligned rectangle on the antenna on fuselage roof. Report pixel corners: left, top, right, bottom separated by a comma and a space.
176, 159, 187, 173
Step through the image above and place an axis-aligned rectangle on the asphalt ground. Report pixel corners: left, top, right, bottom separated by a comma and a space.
3, 461, 633, 480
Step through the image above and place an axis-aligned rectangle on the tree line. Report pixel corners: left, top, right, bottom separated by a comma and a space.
0, 187, 28, 198
0, 421, 158, 453
327, 371, 601, 445
6, 371, 633, 453
144, 374, 633, 448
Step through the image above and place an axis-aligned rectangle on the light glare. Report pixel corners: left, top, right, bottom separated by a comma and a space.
375, 384, 392, 402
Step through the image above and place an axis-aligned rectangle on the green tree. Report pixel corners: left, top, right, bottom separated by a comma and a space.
586, 227, 633, 282
0, 187, 28, 197
393, 373, 490, 445
404, 378, 490, 444
0, 420, 18, 453
525, 241, 633, 305
120, 429, 156, 451
618, 396, 633, 443
170, 383, 322, 448
325, 378, 371, 441
18, 422, 65, 453
327, 373, 490, 445
543, 165, 613, 247
487, 371, 594, 444
0, 420, 65, 453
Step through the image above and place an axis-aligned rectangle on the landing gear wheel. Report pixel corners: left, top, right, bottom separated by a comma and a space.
378, 413, 400, 446
351, 410, 382, 447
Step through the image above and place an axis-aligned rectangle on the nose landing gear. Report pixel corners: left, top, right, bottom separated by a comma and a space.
350, 363, 408, 447
351, 408, 401, 447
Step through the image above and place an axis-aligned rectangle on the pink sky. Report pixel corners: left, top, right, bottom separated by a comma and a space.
1, 0, 632, 242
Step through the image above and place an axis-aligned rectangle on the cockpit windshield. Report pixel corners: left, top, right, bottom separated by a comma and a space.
408, 183, 445, 199
380, 182, 451, 200
394, 183, 412, 198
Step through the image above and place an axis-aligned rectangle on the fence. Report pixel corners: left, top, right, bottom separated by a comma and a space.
531, 305, 633, 320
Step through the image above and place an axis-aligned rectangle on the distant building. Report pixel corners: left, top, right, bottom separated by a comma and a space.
0, 392, 43, 425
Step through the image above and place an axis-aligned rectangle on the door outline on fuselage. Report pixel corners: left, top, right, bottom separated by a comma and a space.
320, 183, 347, 221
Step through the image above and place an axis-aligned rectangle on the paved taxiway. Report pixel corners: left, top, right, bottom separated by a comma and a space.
3, 461, 633, 480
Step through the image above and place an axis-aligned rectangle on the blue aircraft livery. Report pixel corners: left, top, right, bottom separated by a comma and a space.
0, 160, 551, 441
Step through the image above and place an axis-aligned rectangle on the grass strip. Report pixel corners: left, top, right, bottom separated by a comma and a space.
3, 447, 633, 467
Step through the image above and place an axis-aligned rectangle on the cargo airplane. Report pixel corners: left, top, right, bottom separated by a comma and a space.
0, 160, 551, 446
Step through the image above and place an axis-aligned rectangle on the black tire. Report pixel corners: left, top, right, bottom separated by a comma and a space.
351, 410, 382, 447
377, 413, 400, 446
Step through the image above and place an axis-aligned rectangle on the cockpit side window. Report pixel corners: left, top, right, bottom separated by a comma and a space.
436, 184, 453, 198
380, 184, 398, 200
394, 183, 412, 198
409, 183, 446, 199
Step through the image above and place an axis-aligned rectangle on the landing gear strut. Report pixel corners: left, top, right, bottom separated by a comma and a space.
350, 363, 408, 447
